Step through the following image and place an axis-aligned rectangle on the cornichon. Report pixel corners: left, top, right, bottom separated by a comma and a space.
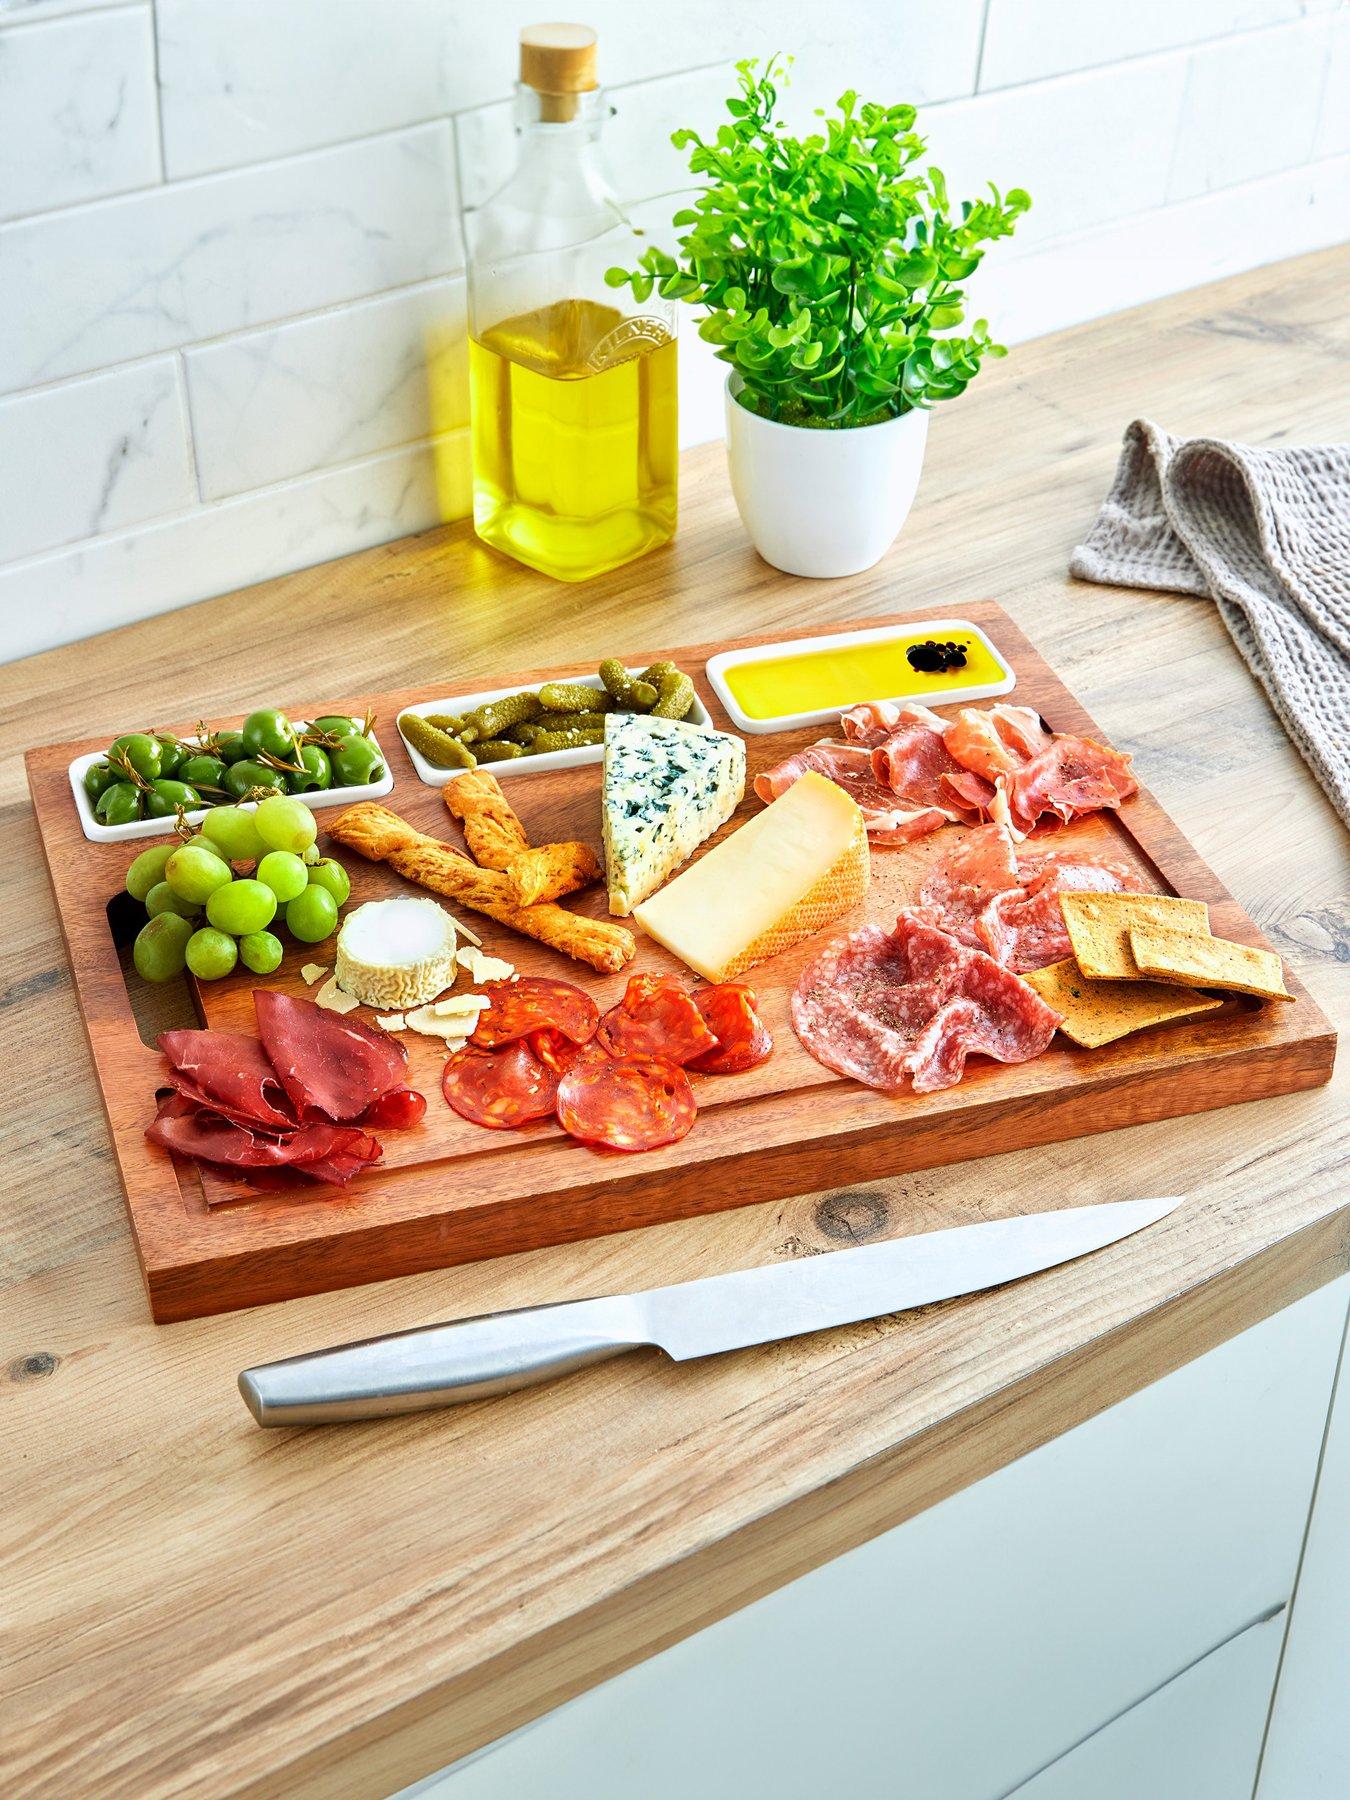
535, 709, 607, 733
462, 691, 543, 740
639, 661, 680, 689
539, 681, 611, 713
530, 724, 606, 753
649, 669, 696, 720
598, 659, 658, 711
400, 714, 476, 769
424, 713, 466, 734
472, 739, 526, 763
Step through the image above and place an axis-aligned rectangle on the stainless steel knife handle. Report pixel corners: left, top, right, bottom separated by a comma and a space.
239, 1294, 651, 1426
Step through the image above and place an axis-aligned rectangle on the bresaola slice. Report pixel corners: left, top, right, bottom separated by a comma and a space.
791, 914, 1061, 1094
157, 1029, 297, 1131
146, 1093, 381, 1182
254, 989, 407, 1123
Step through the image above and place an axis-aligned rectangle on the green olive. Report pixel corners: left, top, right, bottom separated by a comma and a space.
109, 732, 162, 781
286, 744, 333, 793
177, 754, 228, 793
144, 778, 202, 819
213, 730, 248, 764
154, 733, 186, 777
329, 736, 385, 787
97, 782, 143, 825
222, 759, 287, 800
310, 715, 360, 741
240, 708, 297, 763
83, 761, 117, 803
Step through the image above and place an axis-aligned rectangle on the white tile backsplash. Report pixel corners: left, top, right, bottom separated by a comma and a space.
0, 359, 194, 561
0, 432, 469, 660
0, 8, 161, 221
978, 0, 1306, 91
1167, 18, 1335, 201
185, 278, 467, 499
1, 1, 1347, 661
0, 124, 460, 394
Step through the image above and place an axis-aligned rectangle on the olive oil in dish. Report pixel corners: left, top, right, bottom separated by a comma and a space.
466, 25, 678, 582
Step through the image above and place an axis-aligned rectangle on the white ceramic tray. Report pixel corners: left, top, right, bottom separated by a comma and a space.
69, 728, 394, 844
398, 673, 714, 786
705, 618, 1016, 735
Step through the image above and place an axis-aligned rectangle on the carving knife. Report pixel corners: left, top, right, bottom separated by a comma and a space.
238, 1194, 1181, 1426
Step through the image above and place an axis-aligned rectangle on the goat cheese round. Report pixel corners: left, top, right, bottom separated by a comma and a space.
334, 897, 458, 1009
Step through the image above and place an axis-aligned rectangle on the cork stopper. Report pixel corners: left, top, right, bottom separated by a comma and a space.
519, 23, 597, 121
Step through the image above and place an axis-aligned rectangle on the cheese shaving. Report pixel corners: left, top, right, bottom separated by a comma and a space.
457, 946, 516, 984
375, 1012, 407, 1032
315, 974, 361, 1015
428, 992, 489, 1020
300, 963, 328, 986
404, 1004, 479, 1039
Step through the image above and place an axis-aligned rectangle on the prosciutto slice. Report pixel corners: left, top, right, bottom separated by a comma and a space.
157, 1029, 297, 1132
917, 826, 1144, 972
754, 742, 951, 845
868, 707, 975, 823
254, 990, 407, 1123
941, 704, 1049, 781
1006, 735, 1137, 831
791, 914, 1061, 1094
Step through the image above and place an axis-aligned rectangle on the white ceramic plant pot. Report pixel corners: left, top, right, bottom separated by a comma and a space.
724, 375, 930, 578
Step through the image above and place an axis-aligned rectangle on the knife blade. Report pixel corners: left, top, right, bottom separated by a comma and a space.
238, 1194, 1181, 1426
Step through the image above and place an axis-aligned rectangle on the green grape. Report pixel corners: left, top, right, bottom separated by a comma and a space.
305, 857, 351, 906
255, 850, 308, 904
199, 804, 266, 861
285, 884, 338, 944
185, 927, 238, 980
239, 930, 283, 976
133, 913, 193, 982
145, 881, 199, 920
164, 842, 233, 904
302, 843, 320, 865
255, 793, 317, 854
206, 878, 277, 936
125, 843, 175, 902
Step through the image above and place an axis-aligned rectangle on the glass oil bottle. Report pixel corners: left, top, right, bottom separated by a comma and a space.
466, 24, 678, 581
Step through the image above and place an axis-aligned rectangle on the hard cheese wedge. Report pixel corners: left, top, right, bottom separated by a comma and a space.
603, 713, 746, 916
633, 770, 869, 983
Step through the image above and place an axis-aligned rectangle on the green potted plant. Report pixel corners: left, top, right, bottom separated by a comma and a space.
608, 59, 1030, 577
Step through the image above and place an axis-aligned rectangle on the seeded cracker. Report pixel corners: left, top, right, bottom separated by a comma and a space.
1024, 958, 1225, 1048
1127, 927, 1293, 1001
1060, 892, 1210, 981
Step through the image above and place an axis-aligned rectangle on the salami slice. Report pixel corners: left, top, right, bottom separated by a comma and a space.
471, 977, 599, 1049
359, 1086, 428, 1131
595, 973, 718, 1065
442, 1040, 561, 1129
687, 983, 774, 1074
555, 1049, 696, 1152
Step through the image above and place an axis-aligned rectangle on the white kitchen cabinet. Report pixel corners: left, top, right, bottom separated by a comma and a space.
408, 1278, 1347, 1800
1011, 1612, 1285, 1799
1257, 1297, 1350, 1798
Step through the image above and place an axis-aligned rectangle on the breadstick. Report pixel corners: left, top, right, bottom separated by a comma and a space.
442, 769, 601, 905
327, 803, 634, 975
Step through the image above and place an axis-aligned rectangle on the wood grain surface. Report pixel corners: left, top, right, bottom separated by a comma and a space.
24, 604, 1333, 1320
2, 247, 1348, 1799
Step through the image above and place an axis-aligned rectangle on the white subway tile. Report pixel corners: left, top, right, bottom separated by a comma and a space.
0, 8, 160, 221
0, 359, 194, 561
979, 0, 1304, 91
1169, 19, 1335, 201
184, 280, 467, 499
0, 432, 470, 662
0, 0, 130, 23
1314, 14, 1350, 159
975, 153, 1350, 347
0, 124, 461, 394
923, 56, 1189, 247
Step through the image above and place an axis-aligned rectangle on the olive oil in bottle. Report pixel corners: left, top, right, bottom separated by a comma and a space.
466, 25, 678, 582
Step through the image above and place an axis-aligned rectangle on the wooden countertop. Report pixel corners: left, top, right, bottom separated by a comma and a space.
3, 248, 1347, 1800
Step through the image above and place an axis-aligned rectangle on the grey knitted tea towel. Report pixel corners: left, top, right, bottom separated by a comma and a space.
1071, 418, 1350, 830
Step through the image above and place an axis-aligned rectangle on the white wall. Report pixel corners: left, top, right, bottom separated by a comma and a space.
2, 0, 1347, 662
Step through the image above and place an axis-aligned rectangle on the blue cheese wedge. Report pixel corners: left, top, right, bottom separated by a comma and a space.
602, 713, 746, 916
